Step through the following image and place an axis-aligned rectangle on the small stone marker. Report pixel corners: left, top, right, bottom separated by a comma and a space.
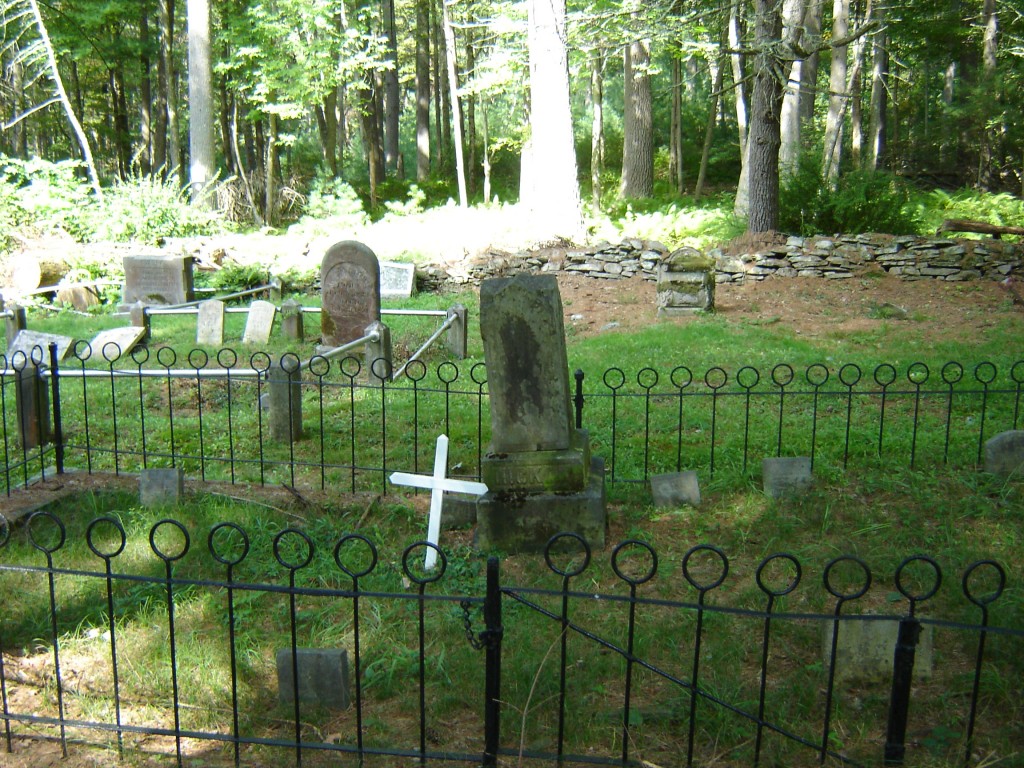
7, 330, 76, 362
984, 430, 1024, 477
380, 261, 417, 299
88, 327, 147, 360
122, 254, 194, 306
657, 247, 715, 316
242, 300, 277, 345
825, 619, 933, 684
389, 434, 488, 570
56, 283, 100, 312
762, 457, 813, 498
196, 299, 225, 346
320, 241, 381, 347
140, 468, 184, 507
281, 299, 305, 341
650, 471, 701, 508
276, 648, 350, 709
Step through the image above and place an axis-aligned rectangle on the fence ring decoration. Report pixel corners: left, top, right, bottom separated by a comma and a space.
974, 361, 997, 385
544, 532, 591, 577
736, 366, 760, 391
370, 356, 393, 381
149, 518, 191, 562
437, 361, 459, 384
670, 365, 693, 390
102, 342, 125, 364
217, 348, 237, 369
403, 359, 427, 382
307, 354, 330, 378
156, 346, 177, 369
334, 534, 378, 579
72, 339, 93, 362
1011, 360, 1024, 384
941, 361, 964, 385
401, 542, 447, 584
907, 362, 930, 386
9, 350, 27, 372
87, 516, 127, 560
273, 528, 314, 571
839, 363, 862, 388
603, 367, 626, 391
208, 522, 250, 567
28, 511, 66, 554
771, 364, 795, 388
470, 361, 488, 386
893, 555, 942, 604
29, 344, 46, 366
131, 345, 151, 365
823, 555, 871, 600
188, 348, 209, 370
280, 352, 301, 374
249, 351, 272, 375
755, 553, 802, 597
637, 367, 659, 390
611, 540, 658, 586
805, 363, 830, 388
339, 355, 362, 378
681, 544, 729, 591
962, 560, 1006, 607
873, 363, 897, 387
704, 367, 728, 390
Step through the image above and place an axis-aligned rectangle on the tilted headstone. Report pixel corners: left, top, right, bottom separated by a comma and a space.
984, 430, 1024, 477
88, 327, 147, 360
242, 300, 277, 345
380, 261, 417, 299
122, 254, 194, 306
7, 330, 76, 363
476, 274, 606, 552
196, 299, 226, 346
320, 241, 381, 347
824, 619, 933, 684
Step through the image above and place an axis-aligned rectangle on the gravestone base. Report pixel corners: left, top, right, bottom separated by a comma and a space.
475, 457, 606, 553
481, 430, 591, 494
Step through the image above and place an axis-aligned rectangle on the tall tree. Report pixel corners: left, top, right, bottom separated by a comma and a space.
188, 0, 215, 203
821, 0, 849, 183
415, 0, 431, 180
520, 0, 582, 236
779, 0, 806, 179
382, 0, 401, 174
867, 2, 887, 170
621, 37, 653, 197
745, 0, 785, 232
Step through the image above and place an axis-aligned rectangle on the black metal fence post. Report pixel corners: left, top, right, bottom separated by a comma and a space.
573, 369, 584, 429
48, 342, 63, 475
884, 617, 921, 764
483, 556, 502, 767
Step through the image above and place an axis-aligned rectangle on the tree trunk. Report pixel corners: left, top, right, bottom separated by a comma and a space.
729, 0, 749, 159
669, 50, 684, 193
821, 0, 849, 184
520, 0, 582, 237
154, 0, 171, 177
358, 75, 385, 207
746, 0, 785, 233
695, 57, 726, 200
441, 0, 467, 207
467, 34, 477, 197
265, 113, 279, 225
978, 0, 998, 188
868, 4, 887, 170
165, 0, 181, 182
415, 0, 431, 181
590, 52, 604, 211
383, 0, 401, 175
849, 2, 869, 170
188, 0, 215, 204
799, 0, 823, 127
621, 38, 653, 198
139, 9, 153, 177
779, 0, 805, 179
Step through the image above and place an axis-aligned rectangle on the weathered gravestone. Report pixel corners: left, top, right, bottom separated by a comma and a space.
122, 254, 194, 306
380, 261, 417, 299
656, 247, 715, 316
321, 241, 381, 347
7, 330, 76, 363
475, 274, 606, 552
88, 327, 147, 360
276, 648, 350, 709
196, 299, 225, 346
242, 300, 277, 345
984, 430, 1024, 477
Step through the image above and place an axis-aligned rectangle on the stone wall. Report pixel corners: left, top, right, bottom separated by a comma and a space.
418, 234, 1024, 290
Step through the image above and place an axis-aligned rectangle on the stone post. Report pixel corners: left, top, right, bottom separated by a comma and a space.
364, 321, 392, 386
446, 303, 468, 359
130, 301, 151, 342
14, 357, 51, 450
281, 299, 305, 342
5, 305, 26, 347
268, 276, 284, 303
268, 355, 303, 442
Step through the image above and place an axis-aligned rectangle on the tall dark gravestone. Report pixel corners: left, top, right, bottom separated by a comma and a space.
320, 241, 381, 347
476, 274, 606, 552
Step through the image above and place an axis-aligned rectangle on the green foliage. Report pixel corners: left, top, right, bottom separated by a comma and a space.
0, 155, 93, 240
591, 191, 744, 248
294, 175, 369, 231
920, 189, 1024, 235
779, 159, 921, 235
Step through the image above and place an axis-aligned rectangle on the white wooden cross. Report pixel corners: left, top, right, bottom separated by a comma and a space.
389, 434, 488, 570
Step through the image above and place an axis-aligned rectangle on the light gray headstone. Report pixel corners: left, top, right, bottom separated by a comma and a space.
321, 241, 381, 347
140, 468, 184, 507
122, 254, 194, 306
276, 648, 350, 709
984, 430, 1024, 477
197, 299, 225, 346
88, 327, 147, 361
824, 619, 933, 684
762, 457, 813, 498
380, 261, 416, 299
650, 471, 701, 508
56, 284, 100, 311
480, 274, 573, 453
7, 330, 76, 363
242, 300, 277, 345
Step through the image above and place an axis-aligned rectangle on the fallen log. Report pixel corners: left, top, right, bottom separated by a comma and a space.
937, 219, 1024, 239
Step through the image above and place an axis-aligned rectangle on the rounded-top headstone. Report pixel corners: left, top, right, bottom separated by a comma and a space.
320, 241, 381, 347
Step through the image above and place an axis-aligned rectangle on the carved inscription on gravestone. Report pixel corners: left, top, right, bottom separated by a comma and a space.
320, 241, 381, 348
122, 254, 194, 306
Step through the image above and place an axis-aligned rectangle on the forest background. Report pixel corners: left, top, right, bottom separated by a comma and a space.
1, 0, 1023, 262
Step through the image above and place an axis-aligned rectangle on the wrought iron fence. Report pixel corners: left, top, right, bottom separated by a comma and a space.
1, 345, 1023, 495
0, 515, 1019, 766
